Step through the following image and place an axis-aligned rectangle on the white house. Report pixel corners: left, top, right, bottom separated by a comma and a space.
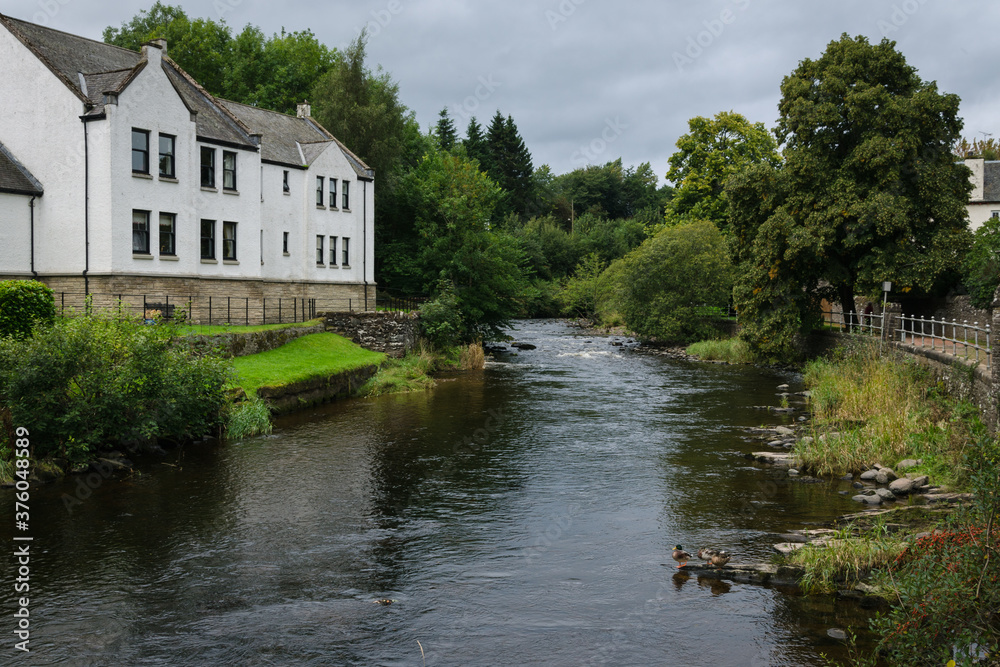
0, 13, 375, 319
964, 157, 1000, 232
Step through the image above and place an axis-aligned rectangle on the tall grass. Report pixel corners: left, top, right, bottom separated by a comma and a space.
686, 337, 757, 364
788, 523, 907, 594
796, 339, 981, 481
362, 346, 438, 396
226, 396, 273, 440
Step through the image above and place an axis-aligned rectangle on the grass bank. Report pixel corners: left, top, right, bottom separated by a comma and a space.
362, 342, 484, 397
178, 318, 323, 336
795, 339, 980, 485
686, 337, 756, 364
231, 332, 385, 397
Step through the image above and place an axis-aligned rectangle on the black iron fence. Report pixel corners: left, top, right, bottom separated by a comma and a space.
53, 292, 424, 326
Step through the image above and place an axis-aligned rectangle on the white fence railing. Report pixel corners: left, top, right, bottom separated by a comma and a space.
895, 314, 992, 370
822, 310, 886, 336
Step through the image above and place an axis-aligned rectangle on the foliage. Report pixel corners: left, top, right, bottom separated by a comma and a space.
419, 281, 464, 348
686, 338, 756, 364
797, 339, 981, 480
0, 280, 55, 340
617, 220, 734, 343
435, 108, 458, 152
231, 332, 384, 397
954, 136, 1000, 160
547, 159, 666, 225
405, 150, 533, 340
225, 396, 273, 440
729, 34, 973, 357
962, 217, 1000, 310
177, 318, 323, 336
558, 254, 606, 318
482, 111, 535, 219
0, 313, 231, 459
665, 111, 779, 229
103, 2, 336, 114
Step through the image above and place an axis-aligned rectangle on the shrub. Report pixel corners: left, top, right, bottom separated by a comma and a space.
0, 313, 232, 460
419, 281, 464, 347
0, 280, 55, 340
962, 217, 1000, 310
226, 396, 273, 440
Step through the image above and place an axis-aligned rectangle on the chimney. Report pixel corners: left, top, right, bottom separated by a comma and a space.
141, 38, 165, 66
297, 101, 311, 118
967, 157, 985, 202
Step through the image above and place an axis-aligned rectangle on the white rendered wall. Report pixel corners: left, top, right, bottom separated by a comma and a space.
0, 193, 34, 275
0, 25, 90, 277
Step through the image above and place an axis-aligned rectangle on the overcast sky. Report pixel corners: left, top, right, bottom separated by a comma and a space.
4, 0, 999, 184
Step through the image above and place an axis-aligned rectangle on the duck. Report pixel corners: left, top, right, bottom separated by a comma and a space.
672, 545, 692, 568
697, 548, 721, 561
709, 551, 731, 569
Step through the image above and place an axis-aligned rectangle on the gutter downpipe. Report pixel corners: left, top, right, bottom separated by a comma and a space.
363, 179, 368, 312
29, 196, 36, 278
83, 119, 90, 300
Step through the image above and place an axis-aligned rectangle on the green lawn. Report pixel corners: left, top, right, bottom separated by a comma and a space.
178, 318, 324, 336
231, 332, 385, 396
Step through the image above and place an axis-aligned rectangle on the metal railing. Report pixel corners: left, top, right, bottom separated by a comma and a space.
896, 314, 992, 369
821, 309, 886, 336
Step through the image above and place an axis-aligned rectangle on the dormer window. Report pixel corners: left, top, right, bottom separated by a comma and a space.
132, 129, 150, 174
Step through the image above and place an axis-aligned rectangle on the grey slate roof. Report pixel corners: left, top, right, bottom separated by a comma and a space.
219, 100, 374, 179
0, 14, 256, 148
984, 161, 1000, 202
0, 141, 43, 196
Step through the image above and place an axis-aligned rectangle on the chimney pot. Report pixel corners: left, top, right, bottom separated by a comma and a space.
297, 101, 311, 118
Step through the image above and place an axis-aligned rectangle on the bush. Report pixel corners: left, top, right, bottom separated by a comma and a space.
962, 217, 1000, 310
0, 280, 55, 340
0, 313, 232, 460
419, 281, 464, 347
226, 396, 273, 440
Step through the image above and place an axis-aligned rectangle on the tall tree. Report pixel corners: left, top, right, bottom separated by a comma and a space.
485, 111, 535, 218
463, 116, 488, 168
730, 34, 973, 356
665, 111, 779, 229
435, 108, 458, 152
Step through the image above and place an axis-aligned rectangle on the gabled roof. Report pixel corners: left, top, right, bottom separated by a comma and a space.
984, 161, 1000, 203
219, 100, 374, 179
0, 140, 43, 196
0, 13, 256, 149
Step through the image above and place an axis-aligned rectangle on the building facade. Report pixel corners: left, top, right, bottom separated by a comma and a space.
0, 14, 375, 318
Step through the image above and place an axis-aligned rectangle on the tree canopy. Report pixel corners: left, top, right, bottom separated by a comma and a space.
665, 111, 779, 229
729, 34, 973, 357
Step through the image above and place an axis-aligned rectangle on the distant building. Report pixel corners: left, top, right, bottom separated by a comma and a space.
0, 14, 375, 317
964, 157, 1000, 232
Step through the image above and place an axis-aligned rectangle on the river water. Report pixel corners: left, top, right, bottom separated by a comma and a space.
2, 320, 878, 666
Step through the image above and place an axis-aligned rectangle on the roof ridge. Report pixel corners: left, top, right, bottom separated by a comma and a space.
1, 13, 148, 58
0, 13, 89, 104
163, 57, 257, 142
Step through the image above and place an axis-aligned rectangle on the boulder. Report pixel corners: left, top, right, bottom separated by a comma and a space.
777, 384, 790, 391
897, 458, 922, 471
852, 494, 883, 505
889, 478, 916, 495
875, 469, 896, 484
840, 474, 854, 481
859, 470, 880, 481
875, 488, 896, 501
775, 426, 795, 436
908, 475, 930, 487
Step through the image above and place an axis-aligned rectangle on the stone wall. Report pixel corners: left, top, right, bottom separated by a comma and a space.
29, 274, 375, 324
930, 295, 991, 327
183, 322, 325, 358
256, 365, 378, 415
323, 311, 420, 358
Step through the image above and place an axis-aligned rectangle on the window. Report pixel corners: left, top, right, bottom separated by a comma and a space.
132, 210, 150, 253
159, 213, 176, 255
316, 176, 324, 206
316, 235, 324, 264
201, 147, 216, 188
223, 221, 237, 260
329, 236, 337, 265
222, 151, 237, 190
282, 231, 289, 254
158, 134, 175, 178
342, 180, 350, 209
329, 179, 337, 208
132, 129, 149, 173
992, 211, 1000, 219
201, 219, 216, 259
282, 170, 290, 193
342, 236, 350, 266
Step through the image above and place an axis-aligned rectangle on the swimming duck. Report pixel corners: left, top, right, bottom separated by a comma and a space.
672, 545, 692, 568
709, 551, 731, 569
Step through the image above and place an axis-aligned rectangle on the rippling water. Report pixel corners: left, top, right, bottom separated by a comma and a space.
1, 320, 877, 665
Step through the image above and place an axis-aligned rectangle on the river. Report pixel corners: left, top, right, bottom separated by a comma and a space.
2, 319, 878, 666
